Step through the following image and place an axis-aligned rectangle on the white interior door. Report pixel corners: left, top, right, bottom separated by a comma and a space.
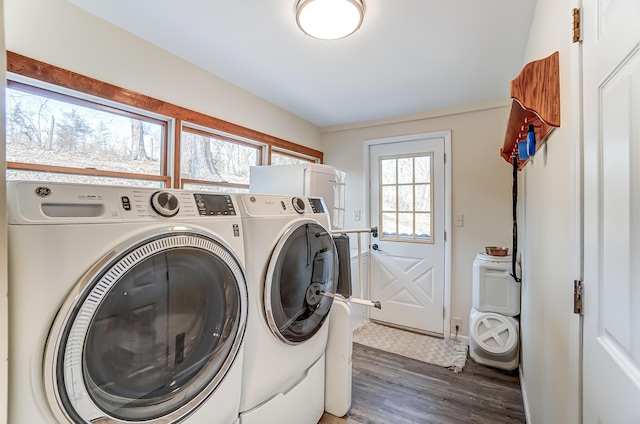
368, 136, 446, 335
583, 0, 640, 422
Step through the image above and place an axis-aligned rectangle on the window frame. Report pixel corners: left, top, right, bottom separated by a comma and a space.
179, 125, 263, 190
269, 147, 320, 165
6, 80, 172, 187
6, 51, 324, 189
378, 152, 434, 244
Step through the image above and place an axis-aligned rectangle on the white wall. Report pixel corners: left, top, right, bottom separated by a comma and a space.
4, 0, 321, 151
518, 0, 581, 422
322, 101, 513, 336
0, 1, 7, 422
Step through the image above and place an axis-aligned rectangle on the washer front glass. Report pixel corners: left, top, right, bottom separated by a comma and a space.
265, 221, 337, 344
55, 233, 246, 423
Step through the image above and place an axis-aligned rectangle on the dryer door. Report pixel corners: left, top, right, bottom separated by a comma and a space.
47, 231, 247, 424
264, 220, 338, 344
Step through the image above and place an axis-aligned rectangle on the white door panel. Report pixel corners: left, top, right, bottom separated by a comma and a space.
369, 136, 445, 334
583, 0, 640, 421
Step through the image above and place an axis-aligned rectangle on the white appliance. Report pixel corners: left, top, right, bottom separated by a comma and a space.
249, 163, 346, 230
237, 194, 338, 424
7, 181, 248, 424
468, 253, 521, 371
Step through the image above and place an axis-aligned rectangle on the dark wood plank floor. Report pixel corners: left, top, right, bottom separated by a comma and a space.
319, 343, 525, 424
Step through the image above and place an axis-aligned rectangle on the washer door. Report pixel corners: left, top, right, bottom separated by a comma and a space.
264, 220, 338, 344
48, 231, 247, 423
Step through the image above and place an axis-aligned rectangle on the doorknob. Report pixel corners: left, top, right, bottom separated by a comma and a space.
372, 244, 380, 251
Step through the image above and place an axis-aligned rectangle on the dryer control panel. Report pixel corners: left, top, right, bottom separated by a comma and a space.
308, 198, 326, 213
239, 194, 327, 217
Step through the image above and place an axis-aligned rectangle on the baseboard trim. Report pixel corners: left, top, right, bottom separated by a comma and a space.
449, 334, 469, 345
519, 364, 532, 423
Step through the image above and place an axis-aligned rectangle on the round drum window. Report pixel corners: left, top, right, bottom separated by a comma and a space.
55, 232, 247, 423
265, 221, 337, 344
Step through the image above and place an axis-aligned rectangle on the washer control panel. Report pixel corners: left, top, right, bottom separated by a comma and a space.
6, 181, 243, 223
194, 193, 236, 216
150, 191, 180, 217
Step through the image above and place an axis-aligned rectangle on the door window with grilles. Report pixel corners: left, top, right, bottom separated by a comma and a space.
379, 153, 433, 243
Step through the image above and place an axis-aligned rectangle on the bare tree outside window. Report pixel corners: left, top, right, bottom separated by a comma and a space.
5, 85, 165, 186
180, 129, 260, 191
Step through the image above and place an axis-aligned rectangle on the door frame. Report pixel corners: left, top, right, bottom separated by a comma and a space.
363, 131, 452, 338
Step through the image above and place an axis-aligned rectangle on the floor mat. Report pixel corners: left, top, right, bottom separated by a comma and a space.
352, 320, 469, 373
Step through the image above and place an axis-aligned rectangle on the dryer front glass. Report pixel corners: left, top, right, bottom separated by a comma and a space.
52, 232, 247, 423
265, 221, 337, 344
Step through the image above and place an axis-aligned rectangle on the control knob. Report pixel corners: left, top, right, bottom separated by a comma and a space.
151, 191, 180, 217
292, 197, 306, 214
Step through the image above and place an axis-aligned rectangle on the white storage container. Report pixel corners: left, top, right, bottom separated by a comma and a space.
324, 301, 352, 417
472, 253, 521, 316
469, 308, 519, 371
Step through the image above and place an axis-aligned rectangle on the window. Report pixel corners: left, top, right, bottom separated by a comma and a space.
6, 52, 325, 190
180, 127, 261, 191
6, 81, 169, 187
271, 149, 318, 165
379, 153, 433, 243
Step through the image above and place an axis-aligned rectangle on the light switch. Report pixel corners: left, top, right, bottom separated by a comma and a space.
354, 210, 361, 221
454, 214, 464, 227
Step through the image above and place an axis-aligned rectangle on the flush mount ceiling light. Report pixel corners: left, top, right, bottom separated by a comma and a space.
296, 0, 365, 40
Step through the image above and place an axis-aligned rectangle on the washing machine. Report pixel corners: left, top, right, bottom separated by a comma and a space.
7, 181, 248, 424
236, 194, 338, 424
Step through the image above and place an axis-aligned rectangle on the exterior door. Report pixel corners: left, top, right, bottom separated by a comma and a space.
369, 136, 446, 335
583, 0, 640, 421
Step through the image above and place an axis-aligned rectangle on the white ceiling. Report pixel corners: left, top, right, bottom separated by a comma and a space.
66, 0, 537, 128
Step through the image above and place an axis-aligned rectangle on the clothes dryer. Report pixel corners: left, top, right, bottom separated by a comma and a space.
7, 181, 248, 424
237, 194, 338, 424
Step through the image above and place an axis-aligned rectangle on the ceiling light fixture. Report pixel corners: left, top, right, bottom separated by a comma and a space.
296, 0, 365, 40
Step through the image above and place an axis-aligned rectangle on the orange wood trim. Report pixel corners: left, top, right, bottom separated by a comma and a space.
173, 119, 182, 188
8, 161, 171, 185
501, 51, 560, 166
161, 122, 169, 180
510, 51, 560, 127
7, 51, 323, 162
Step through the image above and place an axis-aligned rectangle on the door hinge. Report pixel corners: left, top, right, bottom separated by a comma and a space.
444, 231, 447, 242
572, 8, 582, 43
573, 280, 583, 315
444, 153, 446, 164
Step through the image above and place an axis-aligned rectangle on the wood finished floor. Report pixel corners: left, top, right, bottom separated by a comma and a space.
319, 343, 525, 424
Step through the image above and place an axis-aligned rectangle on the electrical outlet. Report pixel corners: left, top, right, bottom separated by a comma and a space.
453, 318, 462, 330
